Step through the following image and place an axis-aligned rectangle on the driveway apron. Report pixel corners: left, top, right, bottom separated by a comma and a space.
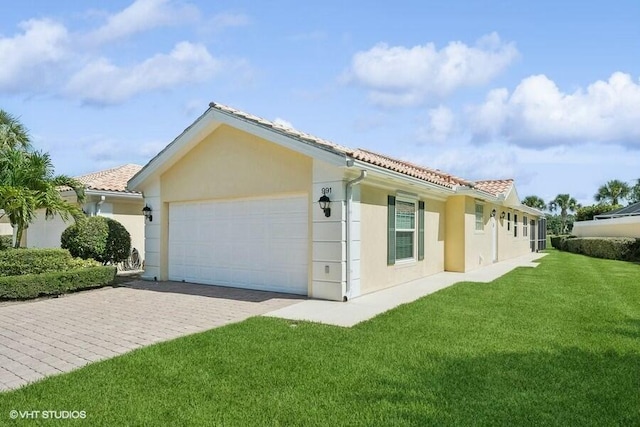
0, 281, 302, 392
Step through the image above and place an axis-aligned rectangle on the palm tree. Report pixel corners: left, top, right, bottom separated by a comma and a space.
522, 195, 546, 210
0, 149, 85, 247
594, 179, 630, 206
629, 179, 640, 204
548, 194, 579, 234
0, 110, 31, 150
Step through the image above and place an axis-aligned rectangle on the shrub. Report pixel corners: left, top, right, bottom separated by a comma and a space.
0, 248, 98, 277
564, 237, 640, 262
0, 266, 116, 300
0, 235, 12, 250
550, 235, 575, 251
62, 216, 131, 264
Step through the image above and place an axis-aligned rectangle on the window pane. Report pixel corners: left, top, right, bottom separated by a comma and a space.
396, 201, 415, 229
396, 231, 414, 259
475, 203, 484, 231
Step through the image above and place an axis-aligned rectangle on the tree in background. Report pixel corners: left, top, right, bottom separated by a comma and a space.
548, 194, 579, 234
575, 203, 621, 221
0, 110, 31, 150
0, 112, 84, 247
629, 179, 640, 204
522, 195, 546, 210
594, 179, 630, 206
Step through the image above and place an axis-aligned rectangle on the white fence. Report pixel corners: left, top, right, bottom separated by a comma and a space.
573, 216, 640, 238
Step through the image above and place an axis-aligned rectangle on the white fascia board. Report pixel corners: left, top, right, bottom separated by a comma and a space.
128, 107, 348, 191
350, 159, 455, 199
454, 187, 502, 202
128, 108, 221, 190
516, 204, 546, 217
85, 189, 143, 200
213, 109, 348, 166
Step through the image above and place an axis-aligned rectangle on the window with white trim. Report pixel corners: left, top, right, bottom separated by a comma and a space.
395, 199, 416, 261
523, 216, 528, 237
507, 212, 511, 231
475, 203, 484, 232
514, 213, 518, 237
387, 196, 424, 265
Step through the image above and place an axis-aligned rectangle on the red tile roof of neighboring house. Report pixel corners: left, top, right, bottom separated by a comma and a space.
211, 103, 483, 191
74, 164, 143, 193
474, 179, 514, 196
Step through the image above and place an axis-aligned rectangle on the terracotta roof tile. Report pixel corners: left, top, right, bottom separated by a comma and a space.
351, 149, 474, 189
474, 179, 514, 196
74, 164, 143, 193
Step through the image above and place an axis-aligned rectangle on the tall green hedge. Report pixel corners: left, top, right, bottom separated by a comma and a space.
0, 248, 99, 277
551, 235, 640, 262
0, 266, 116, 300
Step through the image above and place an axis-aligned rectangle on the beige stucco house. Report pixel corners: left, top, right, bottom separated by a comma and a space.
128, 103, 545, 301
24, 164, 145, 261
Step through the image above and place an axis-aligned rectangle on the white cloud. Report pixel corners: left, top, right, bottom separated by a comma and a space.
273, 117, 294, 129
88, 0, 200, 44
417, 105, 456, 144
469, 72, 640, 147
346, 32, 518, 106
209, 12, 250, 30
0, 19, 70, 92
65, 42, 221, 104
423, 143, 519, 181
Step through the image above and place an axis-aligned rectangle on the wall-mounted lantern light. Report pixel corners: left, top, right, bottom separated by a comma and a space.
318, 195, 331, 217
142, 205, 153, 222
491, 209, 497, 218
500, 211, 506, 220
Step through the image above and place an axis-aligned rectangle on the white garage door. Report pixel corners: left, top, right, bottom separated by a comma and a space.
168, 195, 308, 295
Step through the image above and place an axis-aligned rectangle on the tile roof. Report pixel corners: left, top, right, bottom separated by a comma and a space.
351, 149, 474, 189
210, 102, 478, 191
474, 179, 514, 196
74, 164, 143, 193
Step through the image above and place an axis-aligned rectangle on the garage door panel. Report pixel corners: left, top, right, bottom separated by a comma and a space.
169, 195, 308, 295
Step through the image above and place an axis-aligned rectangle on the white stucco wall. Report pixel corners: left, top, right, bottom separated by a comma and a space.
573, 216, 640, 238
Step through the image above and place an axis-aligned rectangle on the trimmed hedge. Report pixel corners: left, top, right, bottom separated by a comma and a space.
551, 235, 640, 262
550, 235, 574, 251
565, 237, 640, 262
0, 266, 116, 300
0, 235, 12, 250
0, 248, 99, 277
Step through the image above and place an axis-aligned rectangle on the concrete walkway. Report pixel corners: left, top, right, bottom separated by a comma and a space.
0, 283, 301, 392
265, 252, 548, 327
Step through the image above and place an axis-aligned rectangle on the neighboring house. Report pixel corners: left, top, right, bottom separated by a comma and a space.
573, 202, 640, 238
128, 103, 545, 301
25, 164, 145, 262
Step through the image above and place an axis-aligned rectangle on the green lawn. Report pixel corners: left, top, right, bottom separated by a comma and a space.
1, 250, 639, 426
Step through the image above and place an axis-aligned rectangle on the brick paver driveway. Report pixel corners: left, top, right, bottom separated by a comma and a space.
0, 281, 303, 392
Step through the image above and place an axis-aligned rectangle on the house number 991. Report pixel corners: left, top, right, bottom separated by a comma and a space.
321, 187, 332, 195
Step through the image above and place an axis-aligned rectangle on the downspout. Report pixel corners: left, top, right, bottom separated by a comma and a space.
95, 195, 105, 216
345, 169, 367, 301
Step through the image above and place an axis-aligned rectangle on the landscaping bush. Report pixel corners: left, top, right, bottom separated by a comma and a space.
550, 235, 575, 251
61, 216, 131, 264
0, 248, 99, 277
0, 266, 116, 300
564, 237, 640, 262
0, 235, 12, 250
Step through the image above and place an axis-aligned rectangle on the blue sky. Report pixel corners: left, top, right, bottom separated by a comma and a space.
1, 0, 639, 206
